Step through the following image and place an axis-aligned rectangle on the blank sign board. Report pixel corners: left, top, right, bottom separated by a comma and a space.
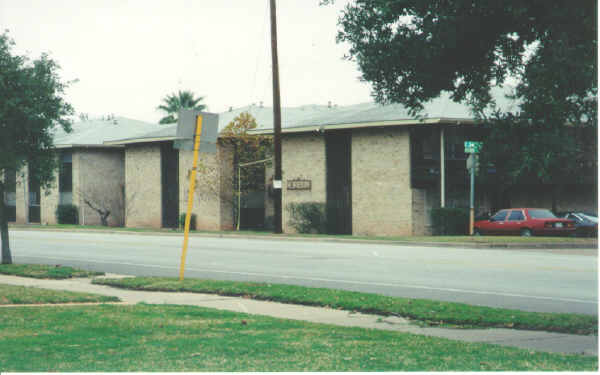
175, 110, 219, 153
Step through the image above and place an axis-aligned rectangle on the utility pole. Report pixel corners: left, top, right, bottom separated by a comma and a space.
270, 0, 283, 234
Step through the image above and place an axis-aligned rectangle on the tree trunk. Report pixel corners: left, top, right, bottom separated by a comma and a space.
0, 182, 12, 264
100, 212, 109, 227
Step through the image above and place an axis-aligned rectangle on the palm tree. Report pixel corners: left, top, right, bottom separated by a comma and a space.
157, 90, 207, 124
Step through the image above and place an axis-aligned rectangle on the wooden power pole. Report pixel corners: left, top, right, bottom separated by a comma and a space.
270, 0, 283, 234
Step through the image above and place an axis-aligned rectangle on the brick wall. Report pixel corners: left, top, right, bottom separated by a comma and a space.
14, 167, 27, 224
411, 188, 440, 235
281, 133, 326, 233
40, 168, 59, 225
74, 148, 125, 227
264, 164, 275, 225
351, 127, 412, 236
125, 143, 162, 228
179, 142, 234, 231
218, 142, 235, 230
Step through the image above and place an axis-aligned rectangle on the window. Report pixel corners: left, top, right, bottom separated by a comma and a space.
491, 210, 508, 221
59, 152, 73, 204
529, 209, 556, 219
508, 210, 524, 221
446, 141, 468, 160
580, 213, 598, 223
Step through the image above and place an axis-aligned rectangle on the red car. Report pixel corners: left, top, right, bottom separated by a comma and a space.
474, 208, 576, 237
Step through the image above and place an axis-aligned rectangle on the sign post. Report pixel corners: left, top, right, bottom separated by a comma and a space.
179, 115, 203, 281
465, 142, 482, 235
175, 110, 218, 281
468, 155, 476, 235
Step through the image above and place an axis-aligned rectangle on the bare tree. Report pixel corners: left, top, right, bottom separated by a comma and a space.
77, 188, 124, 227
122, 186, 138, 225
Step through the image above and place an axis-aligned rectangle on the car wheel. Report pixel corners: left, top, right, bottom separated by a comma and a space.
520, 228, 532, 237
473, 228, 482, 236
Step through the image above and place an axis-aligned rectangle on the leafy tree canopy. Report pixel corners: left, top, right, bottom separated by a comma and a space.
327, 0, 596, 123
157, 90, 207, 125
0, 31, 74, 263
326, 1, 597, 209
0, 30, 74, 191
221, 112, 260, 137
221, 112, 273, 192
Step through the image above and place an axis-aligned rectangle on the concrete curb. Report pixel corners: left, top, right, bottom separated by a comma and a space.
8, 225, 598, 250
0, 274, 597, 356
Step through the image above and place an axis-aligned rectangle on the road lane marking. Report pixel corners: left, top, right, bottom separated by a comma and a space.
16, 254, 598, 305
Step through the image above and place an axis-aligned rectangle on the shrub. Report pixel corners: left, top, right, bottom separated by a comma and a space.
179, 213, 197, 231
430, 207, 469, 235
287, 202, 327, 234
55, 204, 78, 224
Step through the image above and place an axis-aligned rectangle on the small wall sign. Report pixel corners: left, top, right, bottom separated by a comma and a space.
287, 179, 311, 191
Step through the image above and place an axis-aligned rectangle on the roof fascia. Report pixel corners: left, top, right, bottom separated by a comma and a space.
54, 144, 124, 149
250, 117, 479, 135
103, 136, 181, 146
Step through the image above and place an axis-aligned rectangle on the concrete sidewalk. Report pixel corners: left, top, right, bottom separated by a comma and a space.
0, 274, 597, 357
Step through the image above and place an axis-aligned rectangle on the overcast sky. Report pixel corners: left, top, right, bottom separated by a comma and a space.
0, 0, 373, 123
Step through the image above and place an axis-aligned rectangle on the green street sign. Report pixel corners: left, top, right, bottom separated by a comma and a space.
464, 141, 482, 154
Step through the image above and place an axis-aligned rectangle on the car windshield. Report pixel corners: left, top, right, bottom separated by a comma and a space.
528, 209, 556, 219
578, 213, 598, 223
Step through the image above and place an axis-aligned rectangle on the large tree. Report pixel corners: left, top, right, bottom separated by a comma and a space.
327, 0, 597, 209
156, 90, 207, 125
221, 112, 272, 191
220, 112, 272, 228
0, 31, 74, 264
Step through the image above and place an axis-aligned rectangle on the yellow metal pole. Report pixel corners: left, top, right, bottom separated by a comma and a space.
179, 115, 203, 281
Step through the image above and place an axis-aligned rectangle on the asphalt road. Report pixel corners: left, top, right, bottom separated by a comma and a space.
7, 229, 598, 315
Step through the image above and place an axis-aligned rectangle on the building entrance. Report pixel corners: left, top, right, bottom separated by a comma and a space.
28, 168, 41, 223
325, 131, 352, 234
161, 142, 179, 228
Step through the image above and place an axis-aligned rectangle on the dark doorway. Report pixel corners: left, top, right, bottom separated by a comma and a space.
240, 191, 265, 229
58, 152, 73, 205
326, 131, 352, 234
161, 142, 179, 228
28, 168, 41, 223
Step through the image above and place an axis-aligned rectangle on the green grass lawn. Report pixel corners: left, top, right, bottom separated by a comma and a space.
10, 223, 596, 244
0, 304, 595, 371
0, 264, 104, 279
94, 277, 597, 335
0, 284, 119, 305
